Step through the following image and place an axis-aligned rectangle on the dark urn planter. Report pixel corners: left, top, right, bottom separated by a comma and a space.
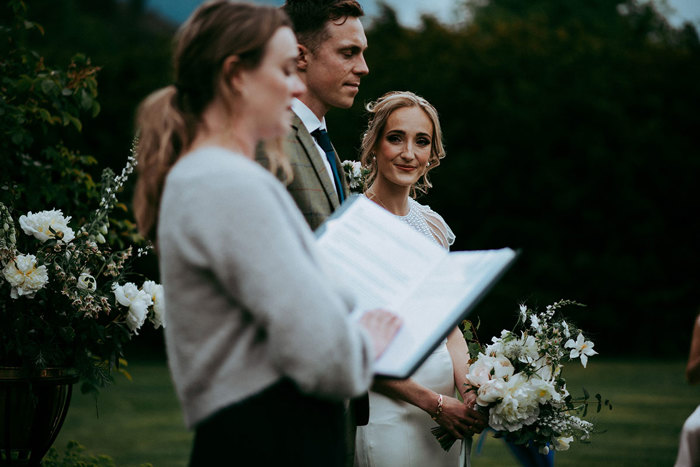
0, 367, 78, 466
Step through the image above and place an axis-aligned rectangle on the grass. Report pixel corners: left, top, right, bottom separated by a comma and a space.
52, 358, 700, 466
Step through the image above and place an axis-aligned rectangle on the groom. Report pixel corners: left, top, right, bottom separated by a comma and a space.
276, 0, 367, 230
257, 0, 369, 463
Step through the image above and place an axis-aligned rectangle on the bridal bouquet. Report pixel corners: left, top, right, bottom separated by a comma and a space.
0, 153, 164, 393
433, 300, 610, 454
341, 160, 370, 194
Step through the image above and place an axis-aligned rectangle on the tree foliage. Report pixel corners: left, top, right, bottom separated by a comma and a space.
0, 0, 101, 220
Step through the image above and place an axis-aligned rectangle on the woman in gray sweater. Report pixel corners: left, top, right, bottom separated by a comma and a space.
131, 2, 400, 466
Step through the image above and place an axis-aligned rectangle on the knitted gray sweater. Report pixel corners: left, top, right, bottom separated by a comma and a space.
158, 147, 374, 428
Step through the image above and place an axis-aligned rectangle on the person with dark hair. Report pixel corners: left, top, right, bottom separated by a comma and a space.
256, 1, 371, 464
132, 2, 400, 465
258, 0, 368, 230
355, 91, 488, 466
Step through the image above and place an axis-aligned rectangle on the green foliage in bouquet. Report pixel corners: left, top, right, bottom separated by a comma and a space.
0, 0, 162, 395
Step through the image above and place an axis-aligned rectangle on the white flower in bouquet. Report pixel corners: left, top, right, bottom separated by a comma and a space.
534, 360, 561, 381
561, 320, 571, 338
142, 280, 166, 329
565, 333, 597, 367
465, 353, 496, 387
77, 272, 97, 292
19, 209, 75, 244
519, 334, 539, 362
488, 373, 540, 431
113, 282, 153, 333
484, 329, 512, 357
476, 378, 507, 406
555, 435, 574, 451
529, 377, 561, 404
493, 355, 516, 378
2, 253, 49, 298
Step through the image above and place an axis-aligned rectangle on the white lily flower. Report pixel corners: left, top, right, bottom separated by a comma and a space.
19, 209, 75, 244
565, 333, 598, 367
2, 254, 49, 298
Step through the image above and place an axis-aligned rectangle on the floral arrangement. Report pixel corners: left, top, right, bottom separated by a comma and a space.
432, 300, 611, 455
0, 154, 163, 394
341, 160, 370, 194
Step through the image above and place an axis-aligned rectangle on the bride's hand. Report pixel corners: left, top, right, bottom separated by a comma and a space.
462, 391, 488, 434
432, 395, 477, 439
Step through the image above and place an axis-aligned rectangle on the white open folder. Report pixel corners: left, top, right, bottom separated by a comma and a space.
315, 195, 518, 379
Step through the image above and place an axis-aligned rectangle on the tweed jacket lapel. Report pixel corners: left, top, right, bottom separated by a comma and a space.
290, 114, 340, 210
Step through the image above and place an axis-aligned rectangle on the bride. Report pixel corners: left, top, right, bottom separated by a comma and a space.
354, 91, 488, 467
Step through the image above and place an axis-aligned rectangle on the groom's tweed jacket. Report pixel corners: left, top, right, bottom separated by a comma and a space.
282, 112, 350, 231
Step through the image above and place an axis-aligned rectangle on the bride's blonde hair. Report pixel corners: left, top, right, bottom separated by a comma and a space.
359, 91, 446, 198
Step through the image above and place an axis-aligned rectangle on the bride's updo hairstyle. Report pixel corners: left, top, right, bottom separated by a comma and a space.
133, 1, 291, 241
359, 91, 446, 198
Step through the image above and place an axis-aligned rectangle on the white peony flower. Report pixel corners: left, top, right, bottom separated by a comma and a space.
488, 374, 540, 432
113, 282, 153, 333
465, 353, 497, 388
565, 333, 598, 368
19, 209, 75, 244
141, 280, 166, 328
2, 254, 49, 298
77, 272, 97, 292
476, 378, 507, 406
492, 355, 515, 379
554, 436, 573, 451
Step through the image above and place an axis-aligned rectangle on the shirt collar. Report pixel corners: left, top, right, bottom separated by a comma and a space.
292, 98, 326, 134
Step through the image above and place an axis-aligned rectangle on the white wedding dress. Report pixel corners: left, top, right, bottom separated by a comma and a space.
355, 197, 461, 467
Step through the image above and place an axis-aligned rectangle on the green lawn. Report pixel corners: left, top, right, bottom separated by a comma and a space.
52, 358, 699, 466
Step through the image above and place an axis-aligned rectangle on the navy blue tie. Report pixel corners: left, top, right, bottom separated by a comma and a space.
311, 128, 345, 203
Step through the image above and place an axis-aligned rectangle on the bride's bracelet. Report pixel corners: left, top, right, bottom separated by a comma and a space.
431, 394, 444, 421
